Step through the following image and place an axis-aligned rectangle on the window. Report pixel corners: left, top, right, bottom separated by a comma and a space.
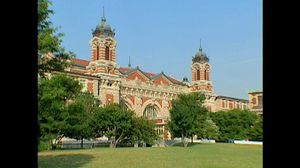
252, 98, 257, 105
196, 70, 200, 80
204, 70, 207, 80
143, 105, 157, 119
96, 46, 99, 60
258, 96, 263, 106
155, 126, 163, 135
105, 46, 109, 60
229, 102, 233, 109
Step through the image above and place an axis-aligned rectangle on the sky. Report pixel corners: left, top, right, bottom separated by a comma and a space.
49, 0, 262, 99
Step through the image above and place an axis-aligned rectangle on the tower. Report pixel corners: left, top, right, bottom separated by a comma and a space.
87, 8, 121, 105
87, 7, 117, 75
190, 43, 213, 93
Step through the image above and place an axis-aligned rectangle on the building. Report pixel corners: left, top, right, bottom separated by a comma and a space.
248, 91, 263, 115
58, 12, 251, 140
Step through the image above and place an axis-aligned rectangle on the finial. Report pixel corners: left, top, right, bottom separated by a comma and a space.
199, 39, 202, 51
128, 56, 131, 68
103, 6, 105, 17
101, 6, 106, 22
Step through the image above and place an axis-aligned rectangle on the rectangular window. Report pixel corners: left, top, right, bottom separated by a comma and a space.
96, 46, 99, 60
258, 96, 263, 106
105, 46, 109, 60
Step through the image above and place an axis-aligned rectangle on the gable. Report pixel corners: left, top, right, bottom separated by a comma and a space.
126, 71, 149, 82
152, 75, 171, 86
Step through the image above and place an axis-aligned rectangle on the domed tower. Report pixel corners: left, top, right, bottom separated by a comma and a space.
86, 8, 121, 106
87, 8, 117, 75
190, 42, 213, 93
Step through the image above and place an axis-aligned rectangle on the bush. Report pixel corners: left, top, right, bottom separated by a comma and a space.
38, 141, 50, 151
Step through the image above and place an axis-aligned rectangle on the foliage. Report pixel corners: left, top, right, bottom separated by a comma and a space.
90, 104, 134, 148
38, 0, 75, 77
210, 109, 259, 141
38, 74, 82, 149
198, 118, 220, 140
63, 92, 99, 148
248, 116, 263, 141
168, 92, 208, 147
127, 117, 159, 146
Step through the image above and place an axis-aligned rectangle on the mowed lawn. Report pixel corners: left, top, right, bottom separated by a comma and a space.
38, 143, 262, 168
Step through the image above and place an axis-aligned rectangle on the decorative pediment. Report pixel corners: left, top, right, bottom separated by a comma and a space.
152, 73, 173, 86
126, 69, 150, 82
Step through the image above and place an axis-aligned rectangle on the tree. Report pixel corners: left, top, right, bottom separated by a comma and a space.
38, 0, 75, 77
168, 92, 208, 147
91, 104, 134, 148
198, 118, 220, 140
38, 74, 81, 149
210, 109, 258, 141
63, 92, 99, 148
248, 116, 263, 141
127, 117, 159, 147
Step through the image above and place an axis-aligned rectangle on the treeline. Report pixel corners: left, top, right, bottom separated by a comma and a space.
210, 109, 262, 142
167, 92, 262, 147
38, 74, 158, 151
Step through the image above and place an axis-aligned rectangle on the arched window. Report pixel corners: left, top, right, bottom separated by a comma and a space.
143, 105, 157, 119
205, 70, 209, 80
196, 70, 200, 80
204, 69, 207, 80
105, 46, 109, 60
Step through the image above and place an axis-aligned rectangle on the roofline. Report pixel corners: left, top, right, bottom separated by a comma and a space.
248, 91, 263, 94
217, 95, 249, 102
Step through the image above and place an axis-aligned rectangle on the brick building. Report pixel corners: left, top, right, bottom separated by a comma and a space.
54, 12, 251, 140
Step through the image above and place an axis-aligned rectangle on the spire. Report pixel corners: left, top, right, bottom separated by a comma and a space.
101, 6, 106, 22
199, 39, 202, 51
128, 56, 131, 68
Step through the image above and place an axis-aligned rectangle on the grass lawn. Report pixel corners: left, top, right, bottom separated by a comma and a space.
38, 143, 262, 168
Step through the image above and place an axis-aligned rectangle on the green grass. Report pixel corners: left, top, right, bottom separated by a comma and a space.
38, 143, 262, 168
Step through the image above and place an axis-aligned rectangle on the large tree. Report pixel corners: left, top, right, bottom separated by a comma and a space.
91, 104, 134, 148
38, 0, 74, 77
38, 74, 82, 149
168, 92, 208, 147
63, 92, 99, 148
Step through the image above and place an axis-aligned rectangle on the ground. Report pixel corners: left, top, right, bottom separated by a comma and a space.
38, 143, 262, 168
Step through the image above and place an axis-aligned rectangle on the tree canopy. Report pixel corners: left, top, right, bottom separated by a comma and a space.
63, 92, 99, 148
90, 104, 134, 148
38, 74, 82, 149
210, 109, 260, 141
168, 92, 208, 147
38, 0, 74, 77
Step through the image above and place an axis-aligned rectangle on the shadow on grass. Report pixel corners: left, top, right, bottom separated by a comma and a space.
171, 142, 200, 147
38, 154, 94, 168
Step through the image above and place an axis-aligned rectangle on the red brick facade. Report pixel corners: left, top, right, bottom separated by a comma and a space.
106, 94, 114, 105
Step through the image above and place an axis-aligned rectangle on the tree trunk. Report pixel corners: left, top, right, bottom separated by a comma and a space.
81, 137, 83, 149
191, 136, 194, 144
181, 131, 188, 147
109, 137, 115, 148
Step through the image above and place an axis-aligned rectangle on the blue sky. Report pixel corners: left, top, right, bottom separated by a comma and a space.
49, 0, 262, 99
